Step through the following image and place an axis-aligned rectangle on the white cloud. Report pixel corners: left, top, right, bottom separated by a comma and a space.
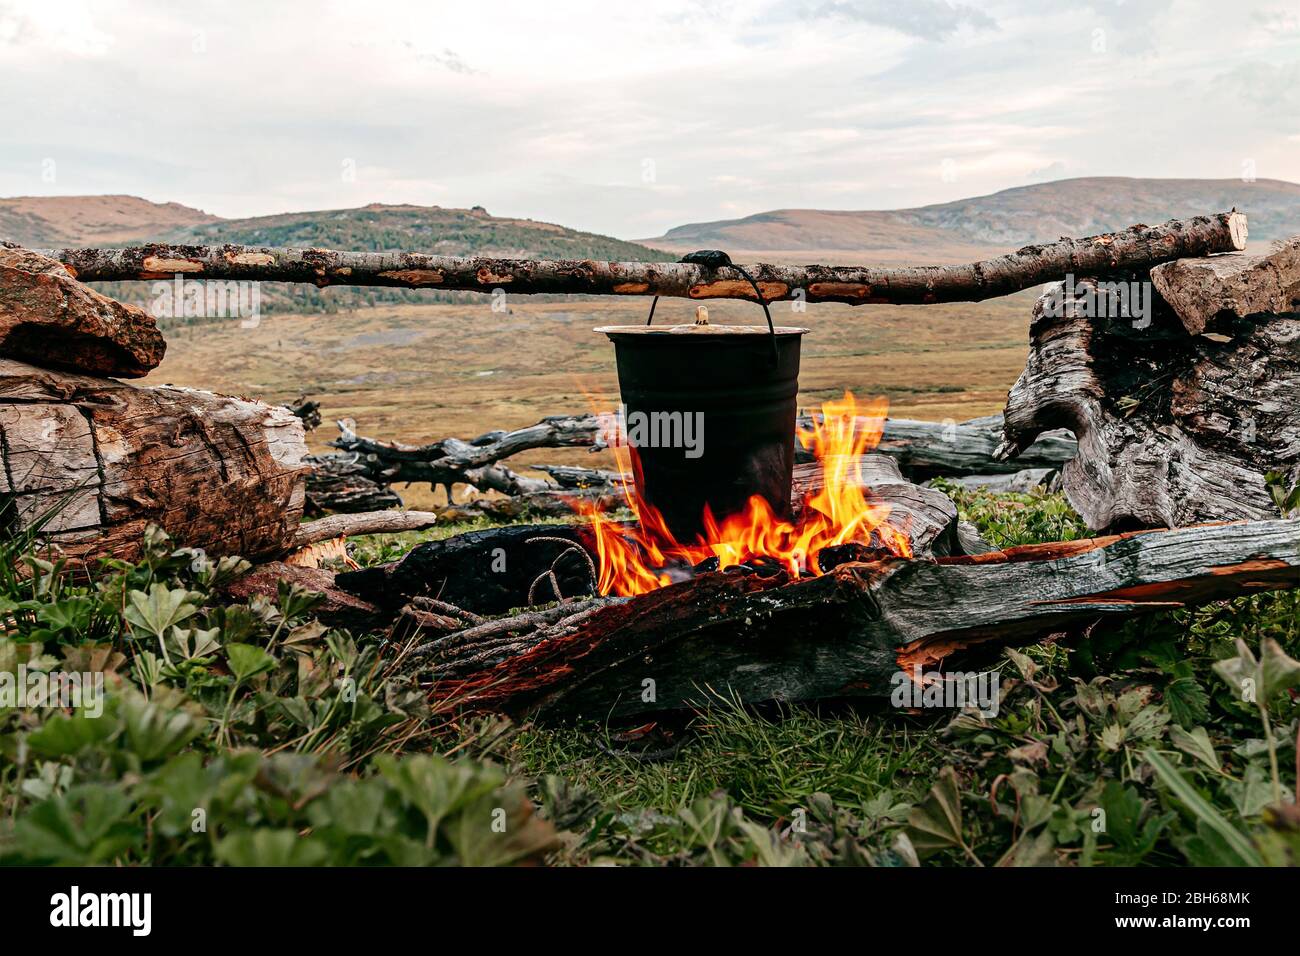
0, 0, 1296, 237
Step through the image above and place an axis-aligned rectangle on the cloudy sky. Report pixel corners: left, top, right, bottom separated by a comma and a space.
1, 0, 1297, 237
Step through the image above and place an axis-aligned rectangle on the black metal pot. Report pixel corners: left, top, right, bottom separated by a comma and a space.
596, 320, 808, 542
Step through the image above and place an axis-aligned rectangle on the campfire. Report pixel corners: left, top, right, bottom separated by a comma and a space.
574, 392, 913, 596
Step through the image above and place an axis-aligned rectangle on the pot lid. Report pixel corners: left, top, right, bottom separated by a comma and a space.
594, 324, 810, 337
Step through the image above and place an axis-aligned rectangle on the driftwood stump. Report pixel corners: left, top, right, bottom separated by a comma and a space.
997, 240, 1300, 530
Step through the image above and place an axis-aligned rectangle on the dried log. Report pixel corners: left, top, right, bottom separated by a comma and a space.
997, 274, 1300, 530
0, 358, 309, 563
0, 243, 165, 377
936, 469, 1059, 494
420, 518, 1300, 718
330, 415, 597, 495
871, 415, 1075, 479
337, 454, 978, 615
291, 510, 439, 548
441, 489, 625, 523
304, 453, 403, 514
1150, 237, 1300, 334
321, 410, 1077, 510
51, 212, 1245, 307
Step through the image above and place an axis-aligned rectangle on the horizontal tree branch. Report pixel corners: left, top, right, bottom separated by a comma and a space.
48, 212, 1245, 307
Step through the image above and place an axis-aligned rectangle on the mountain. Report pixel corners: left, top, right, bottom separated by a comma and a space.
163, 202, 671, 262
0, 195, 220, 247
645, 177, 1300, 264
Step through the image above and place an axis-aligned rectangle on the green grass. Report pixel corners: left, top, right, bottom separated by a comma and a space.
0, 490, 1297, 866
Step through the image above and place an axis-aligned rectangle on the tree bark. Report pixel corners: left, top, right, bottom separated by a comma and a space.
304, 452, 404, 513
416, 518, 1300, 718
50, 212, 1246, 307
997, 274, 1300, 530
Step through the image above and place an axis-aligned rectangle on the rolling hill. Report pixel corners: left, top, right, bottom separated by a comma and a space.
645, 177, 1300, 264
1, 197, 673, 319
0, 194, 220, 246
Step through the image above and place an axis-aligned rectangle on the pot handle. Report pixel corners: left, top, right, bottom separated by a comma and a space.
645, 250, 779, 364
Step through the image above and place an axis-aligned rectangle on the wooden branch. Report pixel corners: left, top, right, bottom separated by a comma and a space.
418, 518, 1300, 718
290, 510, 439, 548
329, 415, 598, 495
318, 410, 1076, 511
50, 212, 1246, 307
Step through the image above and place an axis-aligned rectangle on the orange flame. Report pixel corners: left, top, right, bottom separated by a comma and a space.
573, 391, 912, 596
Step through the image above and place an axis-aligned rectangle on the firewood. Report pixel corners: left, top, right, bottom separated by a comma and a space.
304, 453, 403, 513
0, 358, 308, 564
997, 274, 1300, 530
290, 510, 439, 548
316, 410, 1076, 510
418, 518, 1300, 719
338, 524, 598, 617
51, 211, 1245, 307
0, 244, 165, 377
335, 454, 979, 616
329, 415, 593, 495
1149, 236, 1300, 335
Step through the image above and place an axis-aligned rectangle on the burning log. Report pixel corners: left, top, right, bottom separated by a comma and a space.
997, 243, 1300, 530
339, 524, 598, 616
418, 518, 1300, 718
52, 212, 1244, 307
336, 453, 978, 615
